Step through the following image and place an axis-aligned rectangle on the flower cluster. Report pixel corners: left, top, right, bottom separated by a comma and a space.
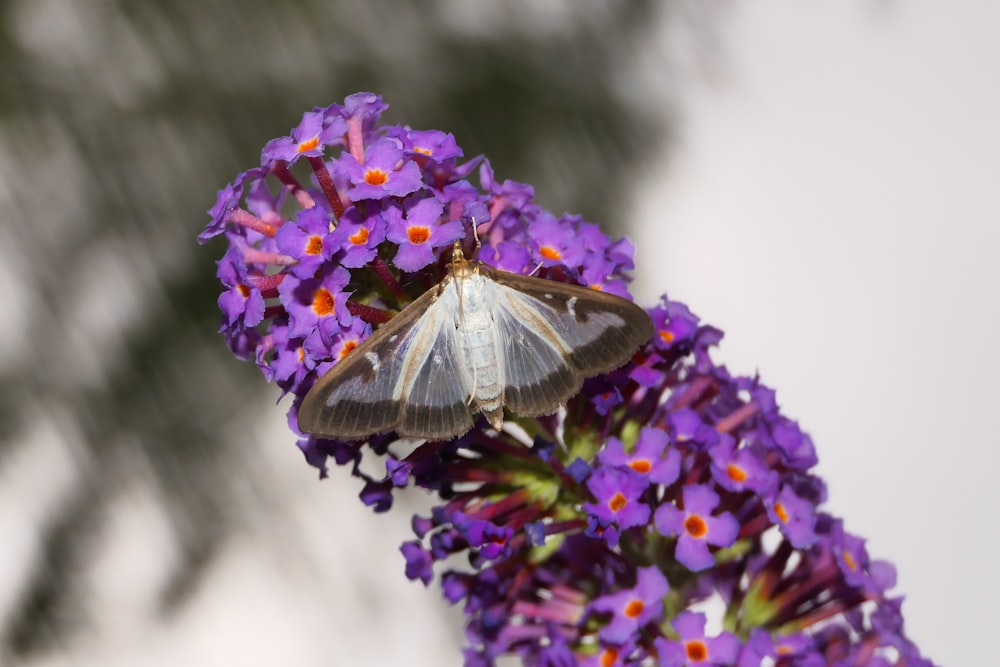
202, 93, 935, 666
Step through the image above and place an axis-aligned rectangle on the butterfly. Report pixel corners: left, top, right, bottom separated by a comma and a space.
297, 242, 653, 441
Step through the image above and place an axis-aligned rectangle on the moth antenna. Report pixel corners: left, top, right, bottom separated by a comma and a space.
469, 215, 483, 260
527, 261, 544, 277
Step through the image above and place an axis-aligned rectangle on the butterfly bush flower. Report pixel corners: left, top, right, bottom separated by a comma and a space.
201, 92, 936, 666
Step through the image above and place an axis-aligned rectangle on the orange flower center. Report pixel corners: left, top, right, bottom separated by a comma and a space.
539, 246, 561, 260
843, 552, 858, 571
348, 228, 370, 246
312, 288, 336, 316
236, 284, 251, 299
684, 515, 708, 538
414, 146, 432, 155
339, 340, 358, 359
407, 226, 431, 245
659, 329, 675, 343
297, 136, 320, 153
608, 492, 627, 513
305, 235, 324, 255
685, 640, 708, 662
727, 463, 747, 483
623, 599, 644, 618
774, 501, 789, 524
599, 648, 618, 667
629, 459, 652, 474
364, 168, 388, 185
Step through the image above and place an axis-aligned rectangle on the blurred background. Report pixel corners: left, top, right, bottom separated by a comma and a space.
0, 1, 993, 665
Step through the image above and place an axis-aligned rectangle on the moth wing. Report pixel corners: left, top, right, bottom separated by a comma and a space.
298, 280, 474, 440
395, 284, 477, 439
489, 268, 653, 417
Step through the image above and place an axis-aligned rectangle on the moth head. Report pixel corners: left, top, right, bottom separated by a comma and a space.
448, 240, 479, 279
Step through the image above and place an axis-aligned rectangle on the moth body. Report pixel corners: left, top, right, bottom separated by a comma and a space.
451, 271, 505, 429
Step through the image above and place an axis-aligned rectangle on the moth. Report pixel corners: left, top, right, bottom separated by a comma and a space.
298, 242, 653, 440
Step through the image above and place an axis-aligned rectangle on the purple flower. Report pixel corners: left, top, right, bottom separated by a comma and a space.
401, 541, 433, 585
278, 265, 352, 340
261, 110, 347, 164
479, 159, 537, 230
590, 385, 623, 415
440, 571, 470, 605
579, 641, 639, 667
304, 316, 370, 369
216, 248, 264, 328
575, 218, 611, 257
275, 206, 336, 279
200, 167, 267, 243
654, 484, 740, 572
384, 195, 464, 271
439, 179, 488, 225
655, 611, 740, 667
829, 522, 882, 591
708, 435, 775, 494
478, 240, 531, 273
605, 236, 636, 273
565, 457, 592, 484
267, 321, 309, 390
360, 478, 394, 512
667, 408, 719, 449
386, 457, 412, 487
584, 467, 652, 536
524, 522, 546, 547
649, 299, 700, 352
526, 212, 586, 269
590, 566, 668, 644
337, 139, 423, 201
244, 174, 286, 228
389, 127, 463, 162
327, 205, 386, 268
737, 630, 820, 667
453, 514, 513, 561
766, 484, 818, 548
580, 256, 631, 299
597, 428, 681, 487
342, 92, 389, 131
763, 414, 818, 470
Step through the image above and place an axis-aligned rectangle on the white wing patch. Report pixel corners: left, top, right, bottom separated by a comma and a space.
490, 280, 627, 417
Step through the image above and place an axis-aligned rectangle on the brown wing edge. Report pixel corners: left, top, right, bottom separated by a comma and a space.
296, 279, 449, 440
487, 264, 654, 416
487, 265, 654, 370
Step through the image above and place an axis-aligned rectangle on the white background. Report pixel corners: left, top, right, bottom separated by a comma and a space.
634, 3, 998, 664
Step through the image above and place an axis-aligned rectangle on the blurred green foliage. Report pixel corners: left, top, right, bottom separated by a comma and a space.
0, 0, 707, 659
